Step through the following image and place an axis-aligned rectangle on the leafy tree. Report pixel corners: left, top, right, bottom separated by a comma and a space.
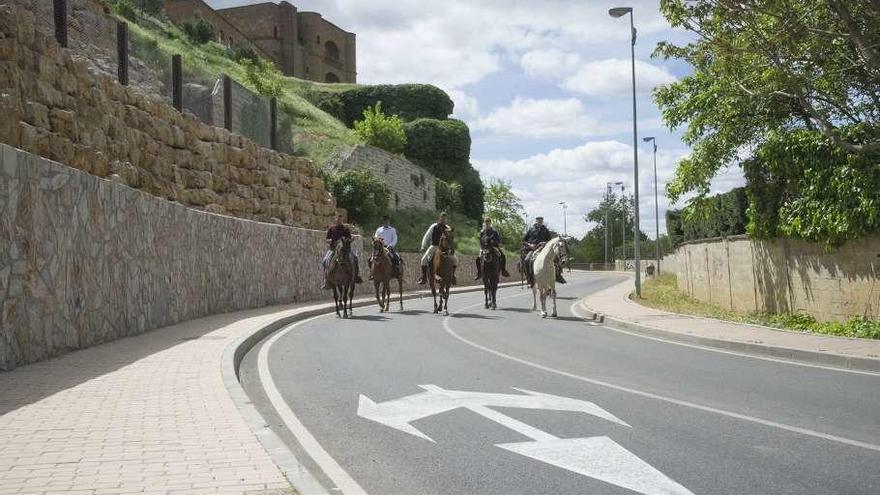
353, 102, 408, 154
744, 128, 880, 248
324, 169, 390, 224
132, 0, 163, 16
241, 58, 284, 97
435, 179, 463, 212
654, 0, 880, 203
181, 16, 216, 45
578, 192, 650, 262
458, 168, 485, 222
483, 179, 527, 252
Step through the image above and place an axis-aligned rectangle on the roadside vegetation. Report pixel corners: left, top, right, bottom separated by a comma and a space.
638, 274, 880, 340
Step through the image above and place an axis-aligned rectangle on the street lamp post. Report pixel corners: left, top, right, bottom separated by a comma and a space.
559, 201, 568, 237
610, 5, 641, 297
643, 136, 660, 274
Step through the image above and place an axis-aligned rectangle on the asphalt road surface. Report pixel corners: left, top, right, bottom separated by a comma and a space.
240, 272, 880, 495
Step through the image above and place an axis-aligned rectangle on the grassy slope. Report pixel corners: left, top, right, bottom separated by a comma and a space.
639, 274, 880, 339
124, 13, 359, 166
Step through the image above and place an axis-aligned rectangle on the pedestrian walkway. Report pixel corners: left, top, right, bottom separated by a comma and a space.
0, 281, 513, 495
580, 278, 880, 371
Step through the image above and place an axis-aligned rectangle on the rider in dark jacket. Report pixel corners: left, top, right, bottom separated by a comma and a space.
521, 217, 565, 284
474, 218, 510, 280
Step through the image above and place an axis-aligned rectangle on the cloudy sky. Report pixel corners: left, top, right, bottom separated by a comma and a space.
208, 0, 745, 239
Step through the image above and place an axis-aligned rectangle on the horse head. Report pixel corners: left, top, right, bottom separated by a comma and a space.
439, 228, 455, 253
371, 236, 386, 254
334, 237, 352, 262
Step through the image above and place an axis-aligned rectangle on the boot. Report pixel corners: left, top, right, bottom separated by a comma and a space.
452, 268, 458, 286
354, 258, 363, 284
418, 265, 428, 285
367, 258, 374, 281
473, 258, 482, 280
556, 265, 567, 284
321, 269, 329, 290
500, 254, 510, 278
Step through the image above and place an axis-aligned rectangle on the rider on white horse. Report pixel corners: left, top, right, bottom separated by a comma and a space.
417, 212, 458, 285
522, 216, 566, 286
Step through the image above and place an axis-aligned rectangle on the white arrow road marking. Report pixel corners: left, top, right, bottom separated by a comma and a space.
357, 384, 628, 442
498, 437, 694, 495
358, 385, 693, 495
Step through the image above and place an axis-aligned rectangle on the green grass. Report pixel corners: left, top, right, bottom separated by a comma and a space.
638, 274, 880, 340
122, 11, 360, 166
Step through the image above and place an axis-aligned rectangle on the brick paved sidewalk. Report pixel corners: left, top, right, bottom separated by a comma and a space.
0, 300, 314, 495
581, 278, 880, 367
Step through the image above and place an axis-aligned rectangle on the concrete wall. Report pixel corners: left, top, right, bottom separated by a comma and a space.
327, 145, 436, 211
662, 235, 880, 322
0, 3, 336, 229
0, 145, 509, 370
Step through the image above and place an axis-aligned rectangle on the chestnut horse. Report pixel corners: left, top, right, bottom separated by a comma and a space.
430, 228, 455, 315
371, 237, 403, 312
327, 237, 356, 318
481, 247, 501, 310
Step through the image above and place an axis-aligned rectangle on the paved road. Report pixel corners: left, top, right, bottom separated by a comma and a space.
240, 272, 880, 495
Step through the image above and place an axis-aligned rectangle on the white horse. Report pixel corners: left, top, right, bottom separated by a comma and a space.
531, 237, 562, 318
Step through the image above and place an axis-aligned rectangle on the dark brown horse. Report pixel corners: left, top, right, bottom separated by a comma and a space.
430, 228, 455, 315
481, 247, 501, 310
327, 237, 356, 318
371, 237, 403, 312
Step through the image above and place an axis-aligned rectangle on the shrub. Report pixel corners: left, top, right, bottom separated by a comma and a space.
458, 168, 485, 222
306, 84, 453, 127
226, 44, 259, 64
667, 187, 747, 245
324, 169, 390, 224
241, 58, 284, 97
353, 102, 407, 154
180, 17, 216, 45
435, 179, 462, 212
132, 0, 163, 16
110, 0, 138, 21
403, 118, 471, 179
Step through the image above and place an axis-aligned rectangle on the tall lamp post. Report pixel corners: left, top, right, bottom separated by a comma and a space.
610, 5, 641, 297
643, 136, 660, 274
559, 201, 568, 237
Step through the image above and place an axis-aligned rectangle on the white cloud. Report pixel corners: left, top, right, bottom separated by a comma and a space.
471, 97, 604, 138
445, 89, 480, 120
520, 49, 582, 81
562, 59, 677, 97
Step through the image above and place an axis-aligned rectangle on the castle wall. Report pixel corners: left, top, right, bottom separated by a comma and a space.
297, 12, 357, 83
163, 0, 270, 59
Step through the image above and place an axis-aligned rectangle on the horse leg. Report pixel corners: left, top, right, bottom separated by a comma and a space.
540, 289, 548, 318
442, 284, 449, 316
332, 286, 341, 318
374, 280, 382, 312
551, 287, 558, 318
531, 285, 537, 311
398, 276, 404, 311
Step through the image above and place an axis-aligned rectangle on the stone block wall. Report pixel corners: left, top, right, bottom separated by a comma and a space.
0, 145, 511, 370
0, 3, 336, 229
662, 235, 880, 322
327, 145, 436, 211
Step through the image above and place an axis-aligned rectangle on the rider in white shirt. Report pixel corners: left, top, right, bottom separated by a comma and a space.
369, 215, 400, 278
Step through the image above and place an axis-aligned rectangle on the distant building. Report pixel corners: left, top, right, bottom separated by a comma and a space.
164, 0, 356, 84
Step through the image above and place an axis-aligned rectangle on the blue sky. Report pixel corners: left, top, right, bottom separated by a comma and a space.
207, 0, 746, 238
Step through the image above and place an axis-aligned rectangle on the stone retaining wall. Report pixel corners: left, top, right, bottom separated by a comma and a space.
327, 144, 436, 211
0, 3, 336, 229
0, 145, 512, 370
662, 235, 880, 322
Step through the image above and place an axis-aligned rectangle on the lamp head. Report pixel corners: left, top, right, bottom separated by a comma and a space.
643, 136, 654, 142
609, 7, 632, 17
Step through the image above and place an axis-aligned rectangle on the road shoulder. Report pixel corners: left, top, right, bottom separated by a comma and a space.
578, 277, 880, 373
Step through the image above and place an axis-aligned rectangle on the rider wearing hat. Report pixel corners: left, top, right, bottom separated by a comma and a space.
417, 212, 457, 285
474, 217, 510, 280
522, 216, 566, 285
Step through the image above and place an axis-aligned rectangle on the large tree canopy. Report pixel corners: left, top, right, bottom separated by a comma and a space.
483, 179, 527, 252
654, 0, 880, 202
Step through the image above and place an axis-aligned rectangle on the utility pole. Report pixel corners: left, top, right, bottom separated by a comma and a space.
559, 202, 568, 238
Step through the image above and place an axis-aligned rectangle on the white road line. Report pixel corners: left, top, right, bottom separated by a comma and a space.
442, 290, 880, 454
259, 314, 369, 495
568, 299, 880, 377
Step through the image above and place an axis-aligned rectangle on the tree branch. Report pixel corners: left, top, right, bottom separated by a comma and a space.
827, 0, 880, 73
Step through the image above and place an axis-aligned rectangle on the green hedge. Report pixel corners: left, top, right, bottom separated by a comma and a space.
308, 84, 453, 127
459, 168, 485, 222
403, 118, 471, 179
667, 188, 747, 244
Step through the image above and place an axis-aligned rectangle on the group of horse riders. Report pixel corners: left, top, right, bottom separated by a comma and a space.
320, 211, 567, 288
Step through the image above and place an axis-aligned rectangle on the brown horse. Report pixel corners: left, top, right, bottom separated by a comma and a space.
430, 228, 455, 315
481, 247, 501, 310
327, 237, 356, 318
371, 237, 403, 312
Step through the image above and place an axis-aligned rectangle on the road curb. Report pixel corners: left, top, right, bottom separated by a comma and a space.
221, 281, 523, 495
575, 301, 880, 374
